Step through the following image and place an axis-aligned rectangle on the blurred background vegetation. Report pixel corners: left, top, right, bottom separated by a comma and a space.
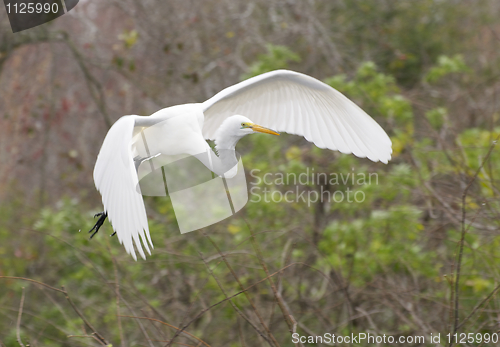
1, 0, 500, 346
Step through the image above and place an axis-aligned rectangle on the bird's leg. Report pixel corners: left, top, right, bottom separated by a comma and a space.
133, 153, 160, 171
88, 212, 109, 239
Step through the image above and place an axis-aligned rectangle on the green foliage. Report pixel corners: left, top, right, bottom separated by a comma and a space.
327, 0, 476, 86
426, 107, 448, 130
424, 54, 470, 83
241, 44, 301, 80
318, 205, 435, 286
325, 62, 413, 126
458, 127, 500, 199
118, 29, 139, 49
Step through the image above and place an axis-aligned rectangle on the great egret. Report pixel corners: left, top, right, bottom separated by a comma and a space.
90, 69, 392, 260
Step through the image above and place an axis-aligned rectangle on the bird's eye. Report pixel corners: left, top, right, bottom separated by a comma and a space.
241, 123, 246, 126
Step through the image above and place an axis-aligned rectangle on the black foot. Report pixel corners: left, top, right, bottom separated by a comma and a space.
88, 212, 108, 239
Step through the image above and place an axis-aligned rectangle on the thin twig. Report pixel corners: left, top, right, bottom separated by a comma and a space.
445, 273, 454, 335
237, 316, 247, 347
16, 287, 26, 347
452, 136, 499, 340
200, 230, 279, 347
149, 340, 197, 347
198, 251, 273, 346
457, 282, 500, 330
107, 239, 125, 347
68, 334, 107, 345
120, 315, 211, 347
409, 153, 497, 232
59, 31, 112, 128
41, 227, 154, 347
116, 293, 155, 347
244, 219, 294, 332
0, 276, 65, 293
61, 285, 108, 346
166, 262, 304, 347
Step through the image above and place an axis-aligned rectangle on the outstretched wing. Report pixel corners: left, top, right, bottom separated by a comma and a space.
93, 116, 153, 260
202, 70, 392, 163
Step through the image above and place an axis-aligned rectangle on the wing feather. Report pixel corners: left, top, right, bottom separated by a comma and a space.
93, 115, 153, 260
202, 70, 392, 163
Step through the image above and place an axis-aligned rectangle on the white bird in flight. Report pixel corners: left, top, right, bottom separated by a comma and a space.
89, 69, 392, 260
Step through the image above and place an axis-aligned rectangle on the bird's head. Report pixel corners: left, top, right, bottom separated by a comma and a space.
226, 115, 280, 137
214, 115, 280, 150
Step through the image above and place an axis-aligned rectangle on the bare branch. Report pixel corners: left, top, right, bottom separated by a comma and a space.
61, 285, 109, 346
0, 276, 65, 293
16, 287, 26, 347
452, 136, 500, 343
121, 315, 211, 347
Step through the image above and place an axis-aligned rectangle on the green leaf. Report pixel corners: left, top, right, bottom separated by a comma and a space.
242, 44, 301, 80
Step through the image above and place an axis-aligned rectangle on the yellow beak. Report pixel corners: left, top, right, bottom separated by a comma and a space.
250, 123, 280, 136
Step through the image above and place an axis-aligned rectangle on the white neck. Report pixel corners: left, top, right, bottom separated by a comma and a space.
214, 133, 242, 152
203, 132, 240, 177
191, 128, 244, 178
199, 115, 249, 177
